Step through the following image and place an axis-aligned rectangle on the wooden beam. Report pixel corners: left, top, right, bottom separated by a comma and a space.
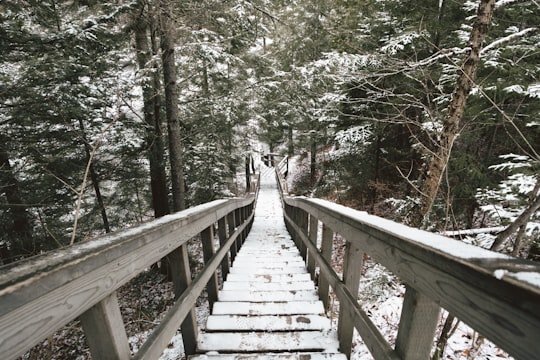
79, 292, 130, 360
217, 216, 230, 280
307, 215, 318, 281
168, 245, 198, 356
395, 285, 440, 359
319, 224, 334, 311
201, 226, 219, 309
338, 241, 363, 358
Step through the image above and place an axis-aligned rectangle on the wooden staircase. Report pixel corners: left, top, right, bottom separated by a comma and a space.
189, 170, 346, 359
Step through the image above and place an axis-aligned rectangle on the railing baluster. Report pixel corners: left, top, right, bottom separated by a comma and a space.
201, 226, 219, 309
338, 240, 363, 358
167, 245, 198, 356
227, 211, 237, 261
217, 216, 230, 280
307, 214, 318, 281
297, 209, 308, 261
79, 292, 130, 360
395, 285, 441, 359
319, 224, 334, 311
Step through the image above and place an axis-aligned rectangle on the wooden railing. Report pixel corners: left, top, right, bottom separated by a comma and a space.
0, 187, 257, 360
276, 169, 540, 360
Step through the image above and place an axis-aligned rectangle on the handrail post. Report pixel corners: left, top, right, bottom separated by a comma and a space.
79, 292, 130, 360
338, 240, 363, 358
227, 211, 237, 261
167, 245, 198, 355
217, 216, 230, 280
201, 226, 219, 309
307, 214, 318, 281
395, 285, 440, 359
319, 224, 334, 311
297, 209, 308, 261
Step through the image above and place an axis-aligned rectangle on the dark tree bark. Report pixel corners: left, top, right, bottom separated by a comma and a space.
133, 0, 170, 218
0, 143, 33, 260
159, 0, 186, 212
410, 0, 497, 228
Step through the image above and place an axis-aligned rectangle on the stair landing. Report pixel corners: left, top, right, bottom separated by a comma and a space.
189, 170, 346, 359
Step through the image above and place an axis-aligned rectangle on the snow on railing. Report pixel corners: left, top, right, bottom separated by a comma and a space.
0, 194, 257, 360
275, 167, 540, 360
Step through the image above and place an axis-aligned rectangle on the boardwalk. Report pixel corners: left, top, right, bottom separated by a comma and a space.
191, 170, 346, 359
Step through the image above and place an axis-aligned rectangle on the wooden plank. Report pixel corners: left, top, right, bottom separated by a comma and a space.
395, 285, 440, 359
79, 292, 130, 360
197, 331, 340, 352
225, 273, 311, 283
189, 353, 347, 360
307, 214, 318, 280
231, 260, 306, 268
212, 300, 325, 316
206, 314, 331, 331
338, 241, 363, 357
222, 281, 314, 291
227, 212, 237, 261
168, 245, 198, 356
319, 224, 334, 311
201, 226, 219, 309
228, 266, 307, 275
218, 289, 319, 302
217, 216, 230, 280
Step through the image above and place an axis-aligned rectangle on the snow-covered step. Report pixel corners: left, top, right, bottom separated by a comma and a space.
197, 331, 340, 353
189, 353, 347, 360
212, 300, 325, 316
231, 261, 306, 270
222, 281, 315, 291
225, 273, 312, 283
218, 289, 319, 302
228, 266, 307, 275
206, 314, 331, 331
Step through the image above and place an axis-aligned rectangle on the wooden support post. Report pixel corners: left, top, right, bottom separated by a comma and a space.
307, 214, 318, 281
227, 212, 237, 261
218, 216, 230, 281
201, 226, 219, 309
235, 208, 243, 251
395, 285, 441, 359
338, 241, 363, 358
298, 209, 308, 261
319, 224, 334, 311
79, 292, 130, 360
167, 246, 198, 356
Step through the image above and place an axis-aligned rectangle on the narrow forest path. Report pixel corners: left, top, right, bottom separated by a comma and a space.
189, 167, 346, 359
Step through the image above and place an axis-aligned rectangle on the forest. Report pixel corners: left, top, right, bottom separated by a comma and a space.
1, 0, 539, 264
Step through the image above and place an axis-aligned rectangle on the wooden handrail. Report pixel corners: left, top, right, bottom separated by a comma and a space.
275, 169, 540, 360
0, 194, 256, 360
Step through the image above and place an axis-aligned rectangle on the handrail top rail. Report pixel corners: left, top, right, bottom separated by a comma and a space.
0, 195, 254, 293
284, 195, 540, 306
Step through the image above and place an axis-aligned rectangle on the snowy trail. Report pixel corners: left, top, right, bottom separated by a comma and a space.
190, 168, 346, 359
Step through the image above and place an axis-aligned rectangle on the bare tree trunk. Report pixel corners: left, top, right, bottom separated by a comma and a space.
491, 177, 540, 251
159, 0, 186, 212
78, 119, 111, 233
410, 0, 497, 228
133, 1, 170, 218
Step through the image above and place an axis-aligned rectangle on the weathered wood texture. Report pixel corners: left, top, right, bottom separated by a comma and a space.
280, 189, 540, 360
0, 196, 255, 360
